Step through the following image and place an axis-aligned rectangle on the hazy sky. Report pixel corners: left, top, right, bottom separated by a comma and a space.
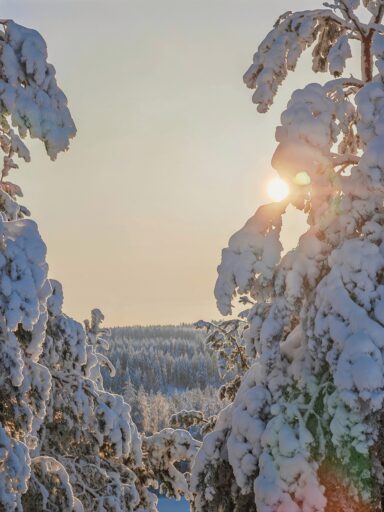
0, 1, 359, 326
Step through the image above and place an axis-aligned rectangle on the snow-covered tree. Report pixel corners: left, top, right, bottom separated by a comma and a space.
0, 18, 198, 511
0, 18, 76, 511
33, 282, 143, 511
21, 279, 200, 512
191, 2, 384, 511
32, 281, 200, 511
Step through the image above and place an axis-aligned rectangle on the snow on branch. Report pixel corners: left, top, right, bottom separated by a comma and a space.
244, 9, 354, 112
0, 425, 30, 511
142, 428, 201, 501
25, 456, 83, 512
214, 202, 286, 316
0, 20, 76, 160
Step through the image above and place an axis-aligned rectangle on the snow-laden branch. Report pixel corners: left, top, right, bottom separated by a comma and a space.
243, 9, 358, 112
214, 202, 286, 316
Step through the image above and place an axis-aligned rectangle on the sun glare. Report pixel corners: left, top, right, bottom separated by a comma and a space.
267, 177, 289, 202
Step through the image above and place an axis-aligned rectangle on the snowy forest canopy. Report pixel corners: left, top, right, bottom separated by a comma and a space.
105, 326, 221, 394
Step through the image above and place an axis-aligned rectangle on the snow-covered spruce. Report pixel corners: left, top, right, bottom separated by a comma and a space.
192, 2, 384, 511
0, 19, 197, 511
35, 284, 200, 511
0, 18, 75, 511
35, 282, 144, 511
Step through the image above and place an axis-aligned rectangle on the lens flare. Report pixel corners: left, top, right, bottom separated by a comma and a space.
294, 171, 311, 186
267, 178, 289, 202
318, 461, 374, 512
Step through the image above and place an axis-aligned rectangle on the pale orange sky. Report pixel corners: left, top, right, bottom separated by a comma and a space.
1, 1, 360, 326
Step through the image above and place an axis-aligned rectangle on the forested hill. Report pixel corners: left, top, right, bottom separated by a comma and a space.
102, 325, 226, 433
104, 325, 222, 394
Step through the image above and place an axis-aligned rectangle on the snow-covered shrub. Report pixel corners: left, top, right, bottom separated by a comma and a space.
192, 2, 384, 511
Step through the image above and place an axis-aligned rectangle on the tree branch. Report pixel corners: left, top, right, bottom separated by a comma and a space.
337, 0, 366, 38
324, 77, 364, 92
331, 153, 360, 167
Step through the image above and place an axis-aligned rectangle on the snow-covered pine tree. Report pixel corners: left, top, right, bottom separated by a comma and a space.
0, 19, 77, 510
31, 280, 200, 512
191, 2, 384, 511
0, 18, 198, 511
33, 282, 144, 511
28, 288, 199, 512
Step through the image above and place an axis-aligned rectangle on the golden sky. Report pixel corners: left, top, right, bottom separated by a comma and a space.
1, 0, 358, 326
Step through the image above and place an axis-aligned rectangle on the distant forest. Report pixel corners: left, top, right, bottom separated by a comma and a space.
103, 325, 226, 434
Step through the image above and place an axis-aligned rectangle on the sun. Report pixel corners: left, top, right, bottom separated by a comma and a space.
267, 177, 289, 202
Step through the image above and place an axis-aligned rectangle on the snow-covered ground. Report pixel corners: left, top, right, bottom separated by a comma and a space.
158, 497, 189, 511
